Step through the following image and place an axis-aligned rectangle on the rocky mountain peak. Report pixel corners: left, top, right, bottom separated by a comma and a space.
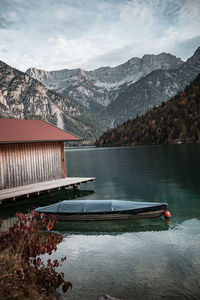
26, 67, 37, 72
186, 46, 200, 64
193, 46, 200, 57
127, 57, 141, 65
181, 46, 200, 73
141, 52, 183, 68
0, 60, 107, 142
104, 46, 200, 126
0, 60, 8, 68
25, 50, 185, 114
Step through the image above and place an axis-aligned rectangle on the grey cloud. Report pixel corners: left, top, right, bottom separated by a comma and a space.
0, 1, 21, 29
1, 0, 200, 72
0, 0, 13, 28
0, 16, 8, 28
0, 14, 19, 29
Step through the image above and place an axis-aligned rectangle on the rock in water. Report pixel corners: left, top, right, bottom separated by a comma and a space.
98, 295, 122, 300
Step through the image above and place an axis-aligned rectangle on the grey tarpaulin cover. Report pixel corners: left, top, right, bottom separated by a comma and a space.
35, 200, 167, 215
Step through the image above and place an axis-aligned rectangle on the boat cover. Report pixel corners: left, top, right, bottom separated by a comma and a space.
35, 200, 167, 214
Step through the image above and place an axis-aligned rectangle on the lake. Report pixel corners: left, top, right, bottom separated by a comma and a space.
1, 144, 200, 299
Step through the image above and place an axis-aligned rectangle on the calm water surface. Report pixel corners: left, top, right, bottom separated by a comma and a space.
1, 144, 200, 299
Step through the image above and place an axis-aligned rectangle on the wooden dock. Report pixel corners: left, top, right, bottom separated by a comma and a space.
0, 177, 95, 203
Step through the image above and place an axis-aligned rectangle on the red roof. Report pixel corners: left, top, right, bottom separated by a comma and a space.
0, 119, 81, 143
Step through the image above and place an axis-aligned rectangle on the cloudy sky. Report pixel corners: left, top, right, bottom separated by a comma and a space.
0, 0, 200, 72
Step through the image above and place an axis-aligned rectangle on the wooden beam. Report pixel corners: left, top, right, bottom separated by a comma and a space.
60, 142, 66, 178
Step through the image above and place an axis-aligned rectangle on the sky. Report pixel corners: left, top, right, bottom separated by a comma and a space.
0, 0, 200, 72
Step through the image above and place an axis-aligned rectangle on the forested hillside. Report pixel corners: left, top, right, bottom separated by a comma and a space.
95, 73, 200, 147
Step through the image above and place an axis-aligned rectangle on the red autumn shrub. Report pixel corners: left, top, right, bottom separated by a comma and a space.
0, 211, 72, 300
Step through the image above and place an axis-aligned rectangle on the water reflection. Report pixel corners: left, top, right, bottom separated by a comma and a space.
53, 218, 169, 235
50, 218, 200, 300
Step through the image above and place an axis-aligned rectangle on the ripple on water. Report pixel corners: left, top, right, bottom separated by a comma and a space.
44, 218, 200, 300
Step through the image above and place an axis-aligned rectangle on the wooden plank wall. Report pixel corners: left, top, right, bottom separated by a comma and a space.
0, 142, 65, 190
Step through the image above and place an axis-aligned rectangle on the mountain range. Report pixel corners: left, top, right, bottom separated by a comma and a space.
26, 48, 200, 128
95, 73, 200, 147
104, 47, 200, 126
0, 47, 200, 143
26, 52, 183, 115
0, 61, 107, 143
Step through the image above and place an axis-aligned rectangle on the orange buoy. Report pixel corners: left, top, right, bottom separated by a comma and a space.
164, 210, 171, 219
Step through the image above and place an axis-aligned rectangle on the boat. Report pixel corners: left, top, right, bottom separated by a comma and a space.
35, 200, 170, 221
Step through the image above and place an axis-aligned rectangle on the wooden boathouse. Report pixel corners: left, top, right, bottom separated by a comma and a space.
0, 119, 94, 203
